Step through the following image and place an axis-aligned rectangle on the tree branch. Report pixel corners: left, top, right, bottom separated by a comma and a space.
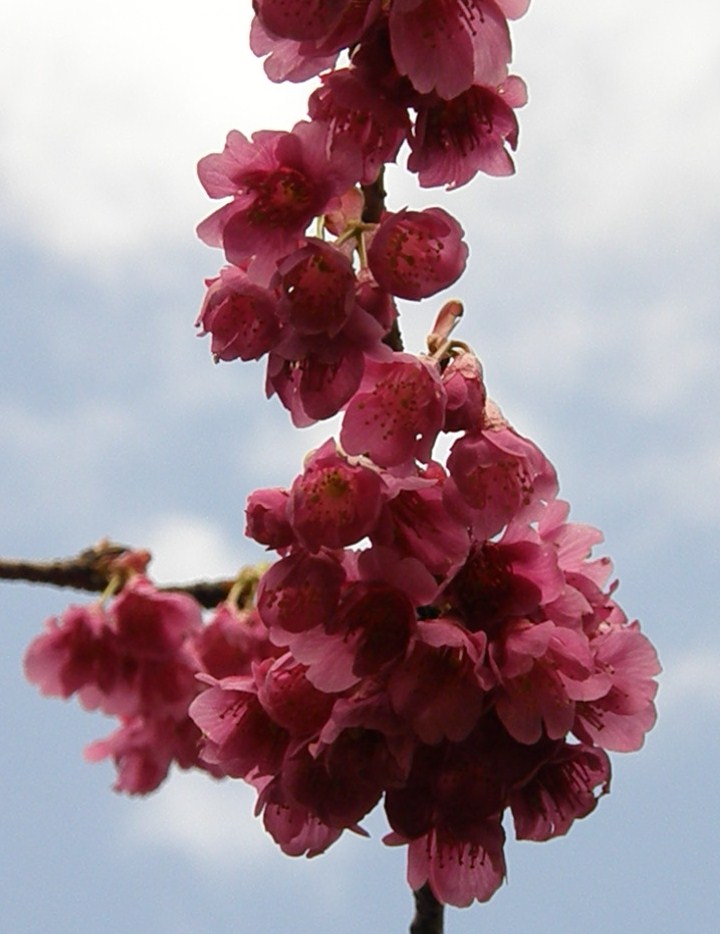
410, 885, 445, 934
0, 541, 259, 609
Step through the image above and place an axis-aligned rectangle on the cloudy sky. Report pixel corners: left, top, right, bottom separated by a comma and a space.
2, 1, 719, 932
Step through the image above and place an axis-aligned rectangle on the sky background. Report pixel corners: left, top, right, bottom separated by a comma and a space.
2, 1, 719, 932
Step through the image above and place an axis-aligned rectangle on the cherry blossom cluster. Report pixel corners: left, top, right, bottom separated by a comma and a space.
24, 560, 278, 795
194, 371, 659, 905
22, 0, 661, 917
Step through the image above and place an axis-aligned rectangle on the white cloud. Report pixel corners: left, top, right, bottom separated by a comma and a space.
0, 0, 308, 268
1, 1, 719, 271
124, 769, 276, 874
128, 514, 246, 583
658, 648, 720, 714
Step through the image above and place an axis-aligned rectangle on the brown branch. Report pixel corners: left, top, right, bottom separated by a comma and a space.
361, 167, 386, 224
361, 168, 404, 353
410, 884, 445, 934
0, 541, 259, 609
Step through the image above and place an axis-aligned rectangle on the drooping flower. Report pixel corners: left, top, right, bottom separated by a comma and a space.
409, 77, 526, 189
309, 68, 410, 184
275, 239, 357, 338
388, 0, 512, 100
196, 265, 280, 362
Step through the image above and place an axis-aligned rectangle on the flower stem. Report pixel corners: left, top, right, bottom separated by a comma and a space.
410, 884, 445, 934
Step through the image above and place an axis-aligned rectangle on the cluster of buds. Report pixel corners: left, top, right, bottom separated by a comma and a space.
23, 0, 660, 916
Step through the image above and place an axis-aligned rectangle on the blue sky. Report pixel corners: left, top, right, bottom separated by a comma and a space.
2, 1, 719, 932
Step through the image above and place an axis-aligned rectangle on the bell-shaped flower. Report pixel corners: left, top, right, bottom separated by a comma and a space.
409, 78, 525, 189
196, 265, 280, 362
289, 439, 385, 551
367, 207, 468, 301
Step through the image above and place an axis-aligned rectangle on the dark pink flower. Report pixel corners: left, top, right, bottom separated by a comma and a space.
189, 670, 290, 779
409, 79, 525, 189
245, 486, 294, 550
84, 715, 212, 795
281, 728, 406, 829
367, 207, 468, 300
309, 68, 410, 184
258, 780, 345, 856
196, 266, 280, 362
250, 15, 340, 83
266, 345, 366, 426
387, 619, 486, 743
445, 425, 558, 539
197, 121, 360, 279
445, 534, 564, 637
256, 654, 336, 736
510, 742, 611, 842
574, 625, 661, 752
275, 239, 356, 338
192, 604, 281, 680
24, 603, 111, 700
406, 823, 507, 906
25, 577, 203, 720
491, 619, 611, 744
371, 468, 471, 580
340, 354, 446, 467
283, 578, 417, 693
441, 351, 487, 432
289, 439, 384, 551
256, 551, 345, 639
388, 0, 512, 100
254, 0, 359, 42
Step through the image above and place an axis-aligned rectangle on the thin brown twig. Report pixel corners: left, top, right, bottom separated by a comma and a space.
0, 542, 258, 609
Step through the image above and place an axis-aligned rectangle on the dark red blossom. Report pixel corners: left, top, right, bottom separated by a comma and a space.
309, 68, 410, 184
409, 78, 525, 188
388, 0, 512, 100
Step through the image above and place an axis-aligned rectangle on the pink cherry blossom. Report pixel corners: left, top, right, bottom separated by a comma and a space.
388, 0, 512, 100
387, 618, 486, 743
265, 345, 366, 425
574, 625, 661, 752
409, 80, 525, 189
84, 714, 213, 795
340, 354, 446, 467
196, 266, 280, 362
288, 439, 384, 551
367, 207, 468, 300
445, 424, 558, 538
510, 742, 611, 842
258, 779, 345, 856
275, 239, 356, 338
371, 468, 471, 580
245, 487, 295, 550
296, 580, 418, 692
256, 551, 345, 639
189, 669, 290, 779
309, 68, 410, 184
441, 351, 487, 432
197, 121, 360, 279
250, 15, 340, 83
